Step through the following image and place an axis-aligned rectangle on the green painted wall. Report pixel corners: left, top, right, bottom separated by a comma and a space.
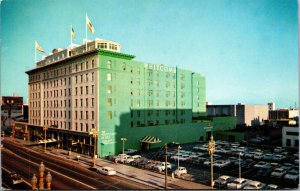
212, 116, 236, 131
96, 50, 209, 156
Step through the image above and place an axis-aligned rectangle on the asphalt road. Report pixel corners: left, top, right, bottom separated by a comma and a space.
2, 140, 153, 190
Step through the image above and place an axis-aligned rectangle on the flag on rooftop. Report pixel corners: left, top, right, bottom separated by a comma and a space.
71, 26, 76, 38
35, 41, 45, 53
86, 14, 95, 34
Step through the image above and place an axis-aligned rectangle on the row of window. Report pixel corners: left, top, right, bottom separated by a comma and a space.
130, 110, 186, 117
131, 118, 186, 127
130, 100, 187, 107
39, 110, 95, 120
43, 120, 95, 132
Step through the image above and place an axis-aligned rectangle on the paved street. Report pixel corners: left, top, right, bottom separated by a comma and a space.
3, 137, 211, 189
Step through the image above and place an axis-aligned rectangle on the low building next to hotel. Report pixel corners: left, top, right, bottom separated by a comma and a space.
207, 103, 269, 126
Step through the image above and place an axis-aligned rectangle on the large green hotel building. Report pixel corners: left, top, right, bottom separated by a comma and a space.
26, 38, 235, 157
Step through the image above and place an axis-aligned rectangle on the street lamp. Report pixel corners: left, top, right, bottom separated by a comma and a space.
46, 172, 52, 190
208, 135, 215, 189
39, 162, 45, 189
89, 128, 98, 167
31, 173, 37, 190
177, 145, 181, 170
239, 152, 242, 179
121, 137, 127, 155
43, 126, 48, 153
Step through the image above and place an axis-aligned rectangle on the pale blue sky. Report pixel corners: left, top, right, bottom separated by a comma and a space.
1, 0, 298, 108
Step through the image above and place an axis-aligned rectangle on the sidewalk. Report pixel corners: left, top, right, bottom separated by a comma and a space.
6, 137, 211, 190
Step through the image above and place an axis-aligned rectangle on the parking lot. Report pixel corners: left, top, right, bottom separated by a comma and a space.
109, 138, 299, 189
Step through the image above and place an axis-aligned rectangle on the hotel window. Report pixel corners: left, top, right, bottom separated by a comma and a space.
69, 99, 71, 107
80, 87, 83, 95
107, 73, 112, 81
92, 60, 95, 68
76, 64, 78, 72
86, 74, 88, 82
122, 63, 126, 70
86, 124, 88, 132
107, 86, 112, 94
92, 98, 94, 107
86, 111, 88, 119
75, 99, 78, 107
69, 111, 71, 119
137, 67, 140, 74
86, 61, 89, 69
107, 61, 112, 69
137, 100, 140, 107
86, 86, 88, 94
75, 111, 77, 119
80, 111, 83, 119
136, 78, 140, 85
107, 111, 112, 119
136, 89, 140, 96
92, 85, 94, 94
156, 101, 159, 106
81, 63, 83, 70
107, 98, 112, 106
86, 98, 88, 107
69, 88, 71, 96
137, 111, 140, 117
80, 75, 83, 83
92, 111, 94, 120
75, 76, 78, 84
92, 72, 94, 81
81, 123, 83, 131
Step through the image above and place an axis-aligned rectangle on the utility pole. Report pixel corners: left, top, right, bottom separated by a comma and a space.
165, 144, 168, 190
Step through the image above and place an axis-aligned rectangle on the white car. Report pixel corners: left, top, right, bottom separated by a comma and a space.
97, 166, 116, 175
124, 149, 137, 154
244, 181, 265, 189
174, 167, 187, 177
214, 175, 235, 188
115, 154, 130, 163
253, 152, 264, 160
227, 178, 250, 189
253, 161, 269, 169
213, 160, 231, 168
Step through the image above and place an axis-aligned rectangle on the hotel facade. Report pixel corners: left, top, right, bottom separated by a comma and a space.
25, 39, 233, 156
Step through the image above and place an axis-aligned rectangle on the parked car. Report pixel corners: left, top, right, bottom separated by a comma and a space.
283, 166, 299, 183
7, 172, 23, 185
174, 167, 187, 177
253, 161, 270, 169
253, 152, 264, 160
244, 180, 266, 189
214, 175, 235, 188
256, 165, 273, 177
244, 152, 255, 158
227, 178, 250, 189
97, 166, 116, 175
266, 184, 279, 190
241, 159, 255, 169
281, 163, 293, 171
274, 147, 284, 153
214, 160, 231, 168
115, 154, 131, 163
154, 162, 173, 172
272, 154, 285, 162
262, 154, 273, 161
270, 168, 287, 178
124, 149, 137, 154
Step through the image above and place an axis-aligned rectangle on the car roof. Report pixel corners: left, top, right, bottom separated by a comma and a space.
102, 166, 115, 170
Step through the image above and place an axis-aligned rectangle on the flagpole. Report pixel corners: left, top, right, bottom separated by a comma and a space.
86, 13, 88, 51
35, 41, 37, 63
70, 24, 73, 49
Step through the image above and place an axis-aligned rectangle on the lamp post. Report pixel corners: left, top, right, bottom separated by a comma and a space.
43, 126, 48, 153
121, 138, 127, 155
31, 173, 37, 190
46, 172, 52, 190
208, 135, 215, 189
39, 162, 45, 189
89, 128, 98, 167
177, 145, 181, 170
239, 152, 241, 179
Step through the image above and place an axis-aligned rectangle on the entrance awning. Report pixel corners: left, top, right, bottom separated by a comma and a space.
140, 136, 161, 144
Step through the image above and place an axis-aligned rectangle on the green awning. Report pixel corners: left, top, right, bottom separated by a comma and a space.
140, 136, 161, 144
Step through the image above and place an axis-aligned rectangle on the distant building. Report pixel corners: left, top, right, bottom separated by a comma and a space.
282, 126, 299, 149
1, 96, 23, 118
207, 103, 269, 126
269, 109, 299, 126
268, 102, 276, 111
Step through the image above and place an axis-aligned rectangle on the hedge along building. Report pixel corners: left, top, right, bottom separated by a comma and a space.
26, 38, 233, 157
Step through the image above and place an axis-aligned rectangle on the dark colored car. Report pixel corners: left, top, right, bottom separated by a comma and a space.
257, 165, 273, 177
241, 159, 255, 169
